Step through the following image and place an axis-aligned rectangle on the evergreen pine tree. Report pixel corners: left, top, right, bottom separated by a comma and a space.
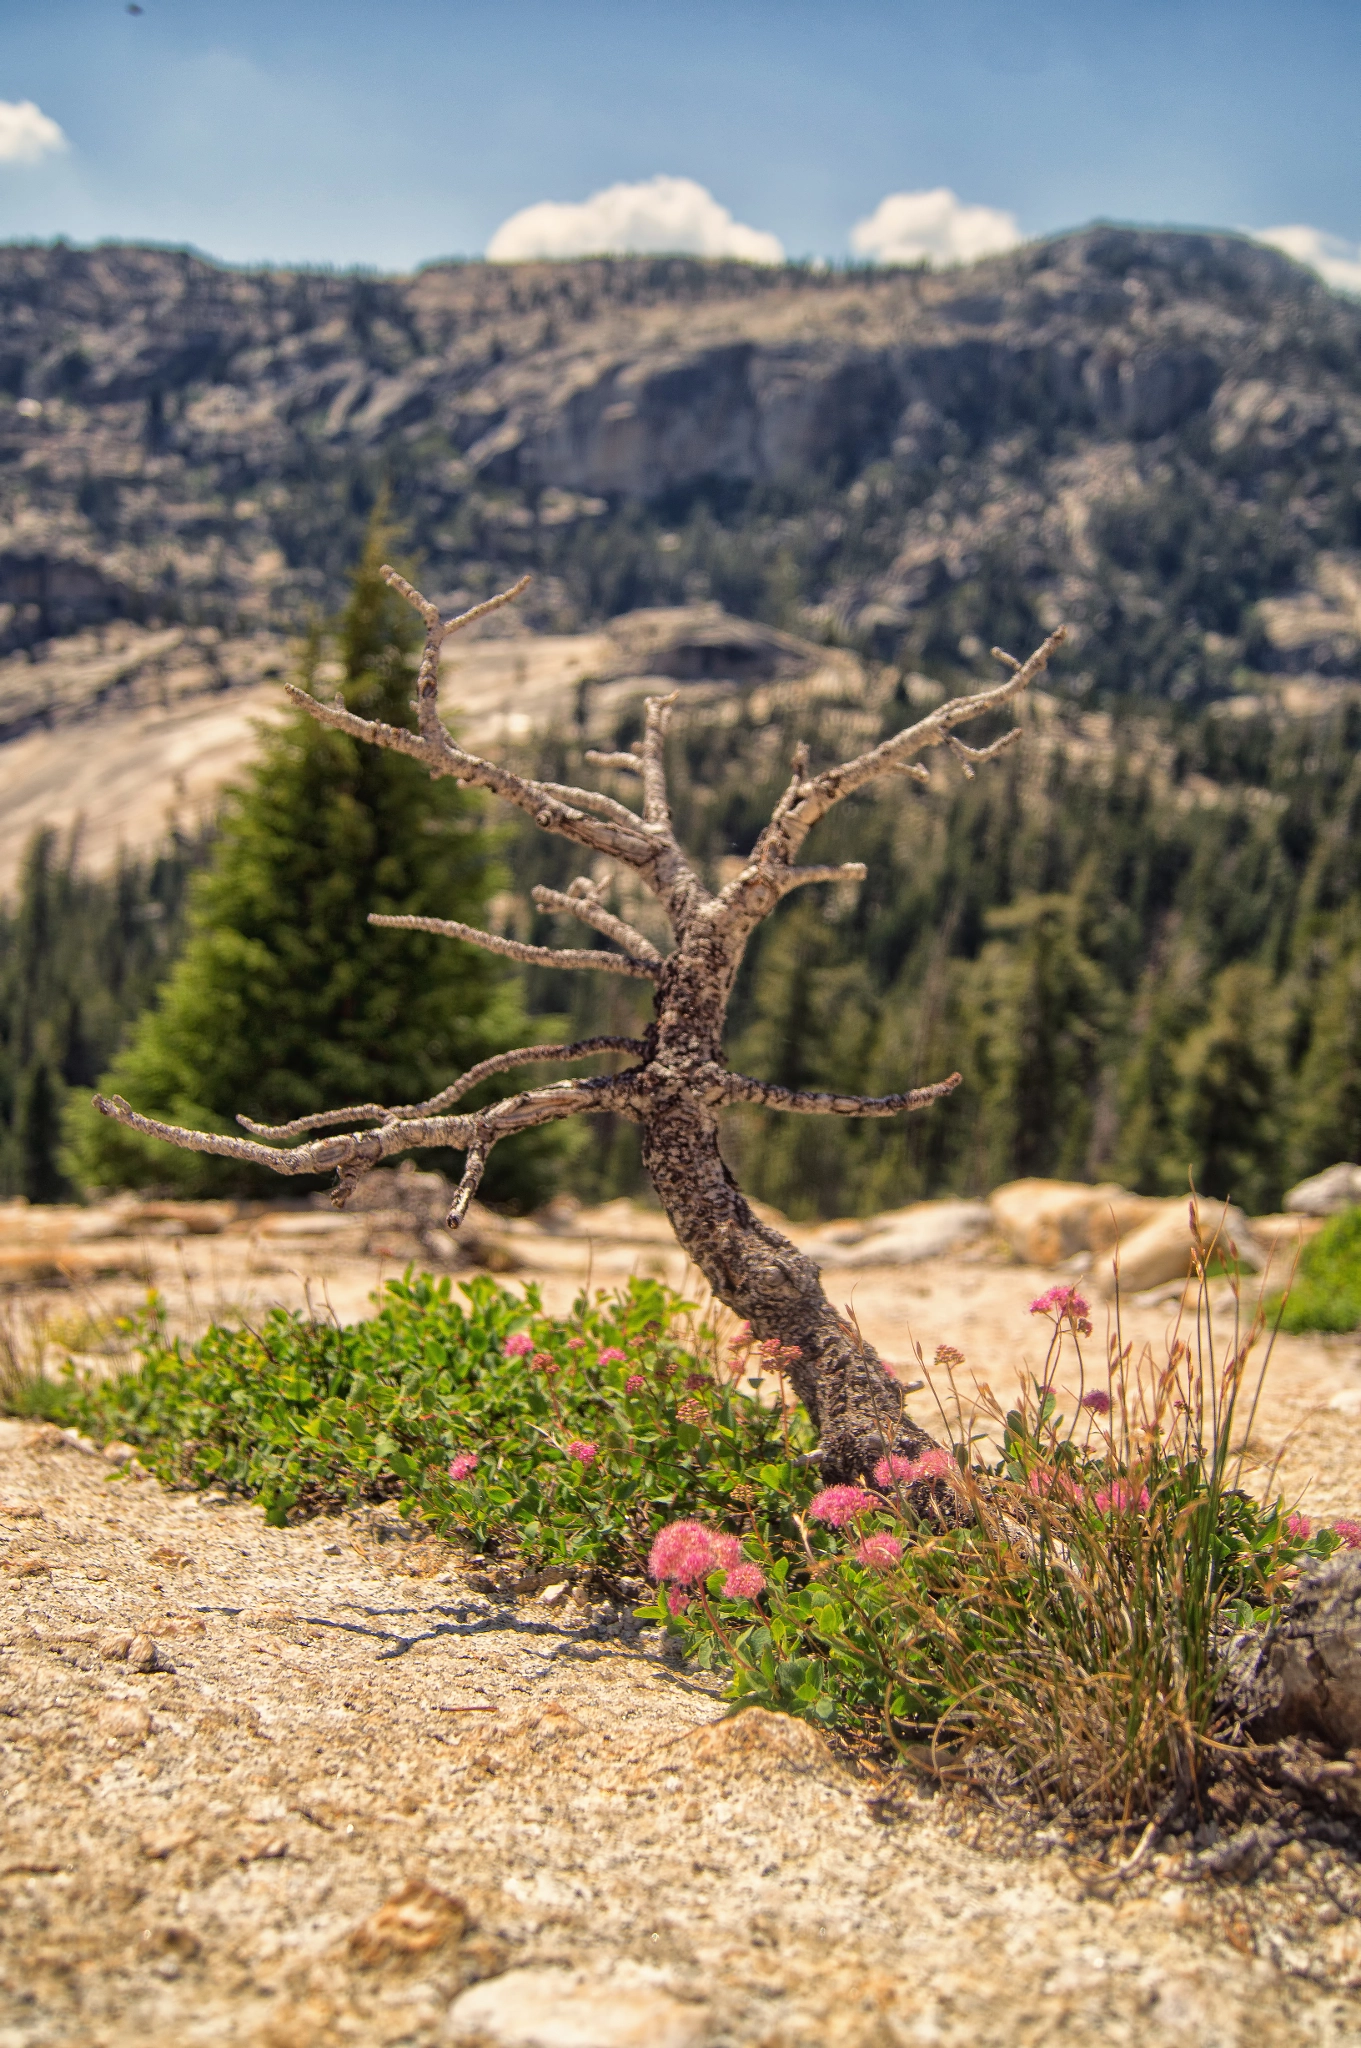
1289, 943, 1361, 1182
1172, 962, 1283, 1211
68, 517, 531, 1198
966, 893, 1113, 1188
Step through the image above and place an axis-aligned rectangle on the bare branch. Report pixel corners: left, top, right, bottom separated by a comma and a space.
584, 749, 644, 775
945, 727, 1024, 780
446, 1122, 490, 1228
368, 912, 656, 979
237, 1036, 646, 1141
773, 862, 868, 897
531, 883, 664, 968
750, 626, 1067, 866
93, 1070, 632, 1178
715, 1069, 963, 1118
534, 781, 644, 829
641, 693, 677, 832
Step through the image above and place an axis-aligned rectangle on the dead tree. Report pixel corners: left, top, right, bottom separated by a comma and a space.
94, 571, 1064, 1482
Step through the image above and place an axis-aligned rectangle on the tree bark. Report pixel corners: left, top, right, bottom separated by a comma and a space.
92, 570, 1066, 1483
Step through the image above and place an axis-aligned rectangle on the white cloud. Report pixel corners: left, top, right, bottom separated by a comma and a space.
850, 187, 1022, 268
0, 100, 66, 167
487, 174, 784, 264
1253, 224, 1361, 297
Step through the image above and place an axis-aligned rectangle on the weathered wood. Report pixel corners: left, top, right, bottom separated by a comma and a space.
94, 573, 1066, 1480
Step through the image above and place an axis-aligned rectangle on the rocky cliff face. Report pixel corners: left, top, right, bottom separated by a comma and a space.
0, 228, 1359, 697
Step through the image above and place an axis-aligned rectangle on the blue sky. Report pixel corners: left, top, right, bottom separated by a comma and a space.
2, 0, 1359, 275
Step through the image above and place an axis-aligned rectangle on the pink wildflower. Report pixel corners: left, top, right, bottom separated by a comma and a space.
531, 1350, 559, 1376
1029, 1468, 1083, 1503
722, 1562, 767, 1600
1094, 1478, 1150, 1514
911, 1448, 957, 1482
650, 1520, 721, 1585
856, 1533, 904, 1569
728, 1322, 752, 1350
1081, 1389, 1112, 1415
934, 1344, 965, 1368
447, 1451, 478, 1482
566, 1337, 585, 1350
666, 1589, 691, 1616
566, 1440, 597, 1466
809, 1485, 875, 1528
874, 1454, 917, 1487
1285, 1512, 1311, 1539
624, 1374, 647, 1395
503, 1331, 533, 1357
711, 1533, 743, 1570
676, 1397, 708, 1427
598, 1347, 627, 1366
1028, 1286, 1093, 1335
1333, 1519, 1361, 1550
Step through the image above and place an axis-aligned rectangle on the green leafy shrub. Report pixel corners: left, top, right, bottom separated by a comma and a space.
1269, 1205, 1361, 1333
46, 1266, 1351, 1822
49, 1275, 813, 1562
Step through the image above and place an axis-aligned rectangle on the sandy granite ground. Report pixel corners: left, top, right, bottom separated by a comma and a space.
6, 1201, 1361, 2044
6, 1417, 1361, 2048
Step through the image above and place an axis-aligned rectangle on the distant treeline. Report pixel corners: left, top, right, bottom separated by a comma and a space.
7, 691, 1361, 1219
0, 830, 208, 1201
507, 693, 1361, 1219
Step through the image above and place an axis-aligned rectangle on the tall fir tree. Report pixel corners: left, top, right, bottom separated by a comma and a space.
1171, 962, 1284, 1212
68, 516, 534, 1198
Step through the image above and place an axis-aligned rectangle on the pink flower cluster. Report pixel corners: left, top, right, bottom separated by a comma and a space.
808, 1485, 876, 1527
1334, 1519, 1361, 1550
503, 1331, 533, 1358
447, 1451, 478, 1482
624, 1374, 647, 1395
598, 1347, 627, 1367
856, 1533, 904, 1570
648, 1520, 767, 1600
566, 1440, 597, 1466
1284, 1512, 1311, 1539
531, 1350, 559, 1377
1093, 1478, 1150, 1514
872, 1448, 955, 1489
1028, 1286, 1093, 1336
1080, 1389, 1112, 1415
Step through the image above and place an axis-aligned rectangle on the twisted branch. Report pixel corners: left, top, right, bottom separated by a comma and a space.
368, 912, 656, 979
746, 626, 1067, 876
715, 1069, 963, 1117
530, 883, 663, 968
93, 1070, 632, 1180
236, 1036, 646, 1141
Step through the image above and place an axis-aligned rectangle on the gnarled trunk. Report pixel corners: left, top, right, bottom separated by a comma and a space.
639, 1089, 932, 1482
92, 567, 1065, 1482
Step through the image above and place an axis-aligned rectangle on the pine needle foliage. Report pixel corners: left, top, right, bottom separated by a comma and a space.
67, 519, 533, 1199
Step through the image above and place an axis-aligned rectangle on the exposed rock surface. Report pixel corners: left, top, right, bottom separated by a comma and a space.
1224, 1554, 1361, 1753
1287, 1164, 1361, 1217
0, 227, 1358, 697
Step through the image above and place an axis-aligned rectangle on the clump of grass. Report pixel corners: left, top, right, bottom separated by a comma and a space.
648, 1268, 1354, 1822
1268, 1205, 1361, 1333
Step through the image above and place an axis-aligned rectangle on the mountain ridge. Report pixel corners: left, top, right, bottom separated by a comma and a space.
0, 225, 1358, 705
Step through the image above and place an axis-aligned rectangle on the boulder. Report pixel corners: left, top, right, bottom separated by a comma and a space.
1221, 1554, 1361, 1752
1090, 1195, 1263, 1298
812, 1199, 992, 1268
1284, 1162, 1361, 1216
988, 1179, 1161, 1266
